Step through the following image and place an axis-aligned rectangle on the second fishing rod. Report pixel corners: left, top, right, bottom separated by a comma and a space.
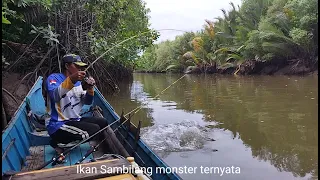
74, 74, 187, 165
73, 29, 190, 165
39, 29, 190, 169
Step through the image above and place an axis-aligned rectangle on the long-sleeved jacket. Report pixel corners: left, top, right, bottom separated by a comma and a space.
45, 73, 94, 135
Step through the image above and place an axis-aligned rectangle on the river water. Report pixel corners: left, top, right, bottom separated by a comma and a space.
104, 73, 318, 180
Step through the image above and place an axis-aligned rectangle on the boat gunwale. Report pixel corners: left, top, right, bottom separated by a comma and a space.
2, 76, 182, 180
94, 85, 182, 179
2, 76, 43, 141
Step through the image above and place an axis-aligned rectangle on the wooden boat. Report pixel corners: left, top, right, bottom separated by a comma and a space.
2, 76, 182, 180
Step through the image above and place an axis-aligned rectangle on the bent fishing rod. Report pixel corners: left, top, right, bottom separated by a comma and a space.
41, 29, 189, 167
74, 74, 187, 165
71, 29, 191, 164
2, 29, 191, 177
20, 29, 189, 172
75, 73, 186, 164
81, 28, 189, 93
83, 28, 190, 72
82, 28, 190, 118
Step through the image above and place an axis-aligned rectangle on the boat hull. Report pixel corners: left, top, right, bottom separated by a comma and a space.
2, 76, 181, 180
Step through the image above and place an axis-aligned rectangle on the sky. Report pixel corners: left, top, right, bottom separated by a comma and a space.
143, 0, 242, 43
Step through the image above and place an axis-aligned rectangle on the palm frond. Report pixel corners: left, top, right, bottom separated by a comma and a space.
261, 42, 296, 57
165, 64, 180, 71
213, 47, 229, 55
236, 45, 245, 52
216, 32, 235, 39
191, 37, 204, 52
183, 51, 193, 59
204, 19, 215, 39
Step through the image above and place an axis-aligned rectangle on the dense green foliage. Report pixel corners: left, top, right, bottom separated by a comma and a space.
2, 0, 158, 79
135, 0, 318, 74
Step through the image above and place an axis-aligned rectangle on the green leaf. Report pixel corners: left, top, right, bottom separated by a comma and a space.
2, 15, 11, 24
50, 38, 59, 43
31, 24, 37, 30
165, 64, 179, 71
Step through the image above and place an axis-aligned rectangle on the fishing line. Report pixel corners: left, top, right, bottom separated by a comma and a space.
124, 73, 187, 117
83, 28, 192, 118
75, 72, 188, 164
83, 28, 191, 72
74, 29, 190, 161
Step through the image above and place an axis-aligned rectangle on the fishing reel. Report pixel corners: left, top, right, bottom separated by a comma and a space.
81, 75, 95, 89
52, 155, 67, 166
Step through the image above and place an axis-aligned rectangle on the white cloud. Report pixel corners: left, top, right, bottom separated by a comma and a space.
143, 0, 242, 43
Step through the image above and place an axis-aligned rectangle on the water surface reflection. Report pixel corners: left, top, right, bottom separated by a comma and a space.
104, 73, 318, 180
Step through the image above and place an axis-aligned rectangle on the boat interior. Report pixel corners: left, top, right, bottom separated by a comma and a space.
2, 76, 159, 179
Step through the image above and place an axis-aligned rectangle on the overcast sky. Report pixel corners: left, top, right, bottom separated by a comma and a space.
143, 0, 242, 43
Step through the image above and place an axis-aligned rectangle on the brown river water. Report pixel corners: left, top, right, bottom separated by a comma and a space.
104, 73, 318, 180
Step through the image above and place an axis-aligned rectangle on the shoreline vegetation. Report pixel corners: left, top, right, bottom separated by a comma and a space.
1, 0, 318, 128
134, 0, 318, 76
134, 60, 318, 76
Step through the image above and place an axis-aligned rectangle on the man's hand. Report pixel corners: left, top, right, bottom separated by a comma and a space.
82, 76, 96, 90
69, 71, 86, 83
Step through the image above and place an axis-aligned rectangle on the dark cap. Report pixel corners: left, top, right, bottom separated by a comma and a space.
62, 54, 88, 66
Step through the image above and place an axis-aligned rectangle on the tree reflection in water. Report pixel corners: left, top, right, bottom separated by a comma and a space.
104, 73, 318, 179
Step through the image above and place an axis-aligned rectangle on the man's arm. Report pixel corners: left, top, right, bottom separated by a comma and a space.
81, 76, 95, 105
46, 75, 74, 102
82, 87, 94, 105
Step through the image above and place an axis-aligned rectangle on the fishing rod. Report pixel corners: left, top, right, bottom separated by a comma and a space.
82, 28, 191, 115
44, 29, 190, 168
74, 73, 188, 165
74, 119, 131, 165
73, 113, 133, 165
75, 136, 107, 165
34, 116, 122, 170
81, 29, 190, 95
2, 29, 193, 178
9, 29, 189, 174
73, 30, 191, 164
75, 129, 146, 166
124, 74, 187, 117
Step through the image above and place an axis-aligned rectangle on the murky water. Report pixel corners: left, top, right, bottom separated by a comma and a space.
104, 73, 318, 180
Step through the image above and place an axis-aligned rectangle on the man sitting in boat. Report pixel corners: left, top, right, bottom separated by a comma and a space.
45, 53, 107, 153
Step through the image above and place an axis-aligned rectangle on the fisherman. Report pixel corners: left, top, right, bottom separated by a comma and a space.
45, 53, 107, 153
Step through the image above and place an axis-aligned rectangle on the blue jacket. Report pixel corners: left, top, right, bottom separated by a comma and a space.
45, 73, 94, 135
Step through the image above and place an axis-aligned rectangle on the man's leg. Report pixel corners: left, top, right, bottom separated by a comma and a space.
80, 117, 108, 129
50, 121, 100, 153
80, 117, 110, 152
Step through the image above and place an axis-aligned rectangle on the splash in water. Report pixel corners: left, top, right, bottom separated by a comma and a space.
141, 120, 208, 152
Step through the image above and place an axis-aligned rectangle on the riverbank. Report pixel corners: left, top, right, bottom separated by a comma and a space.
2, 58, 317, 130
135, 59, 318, 76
